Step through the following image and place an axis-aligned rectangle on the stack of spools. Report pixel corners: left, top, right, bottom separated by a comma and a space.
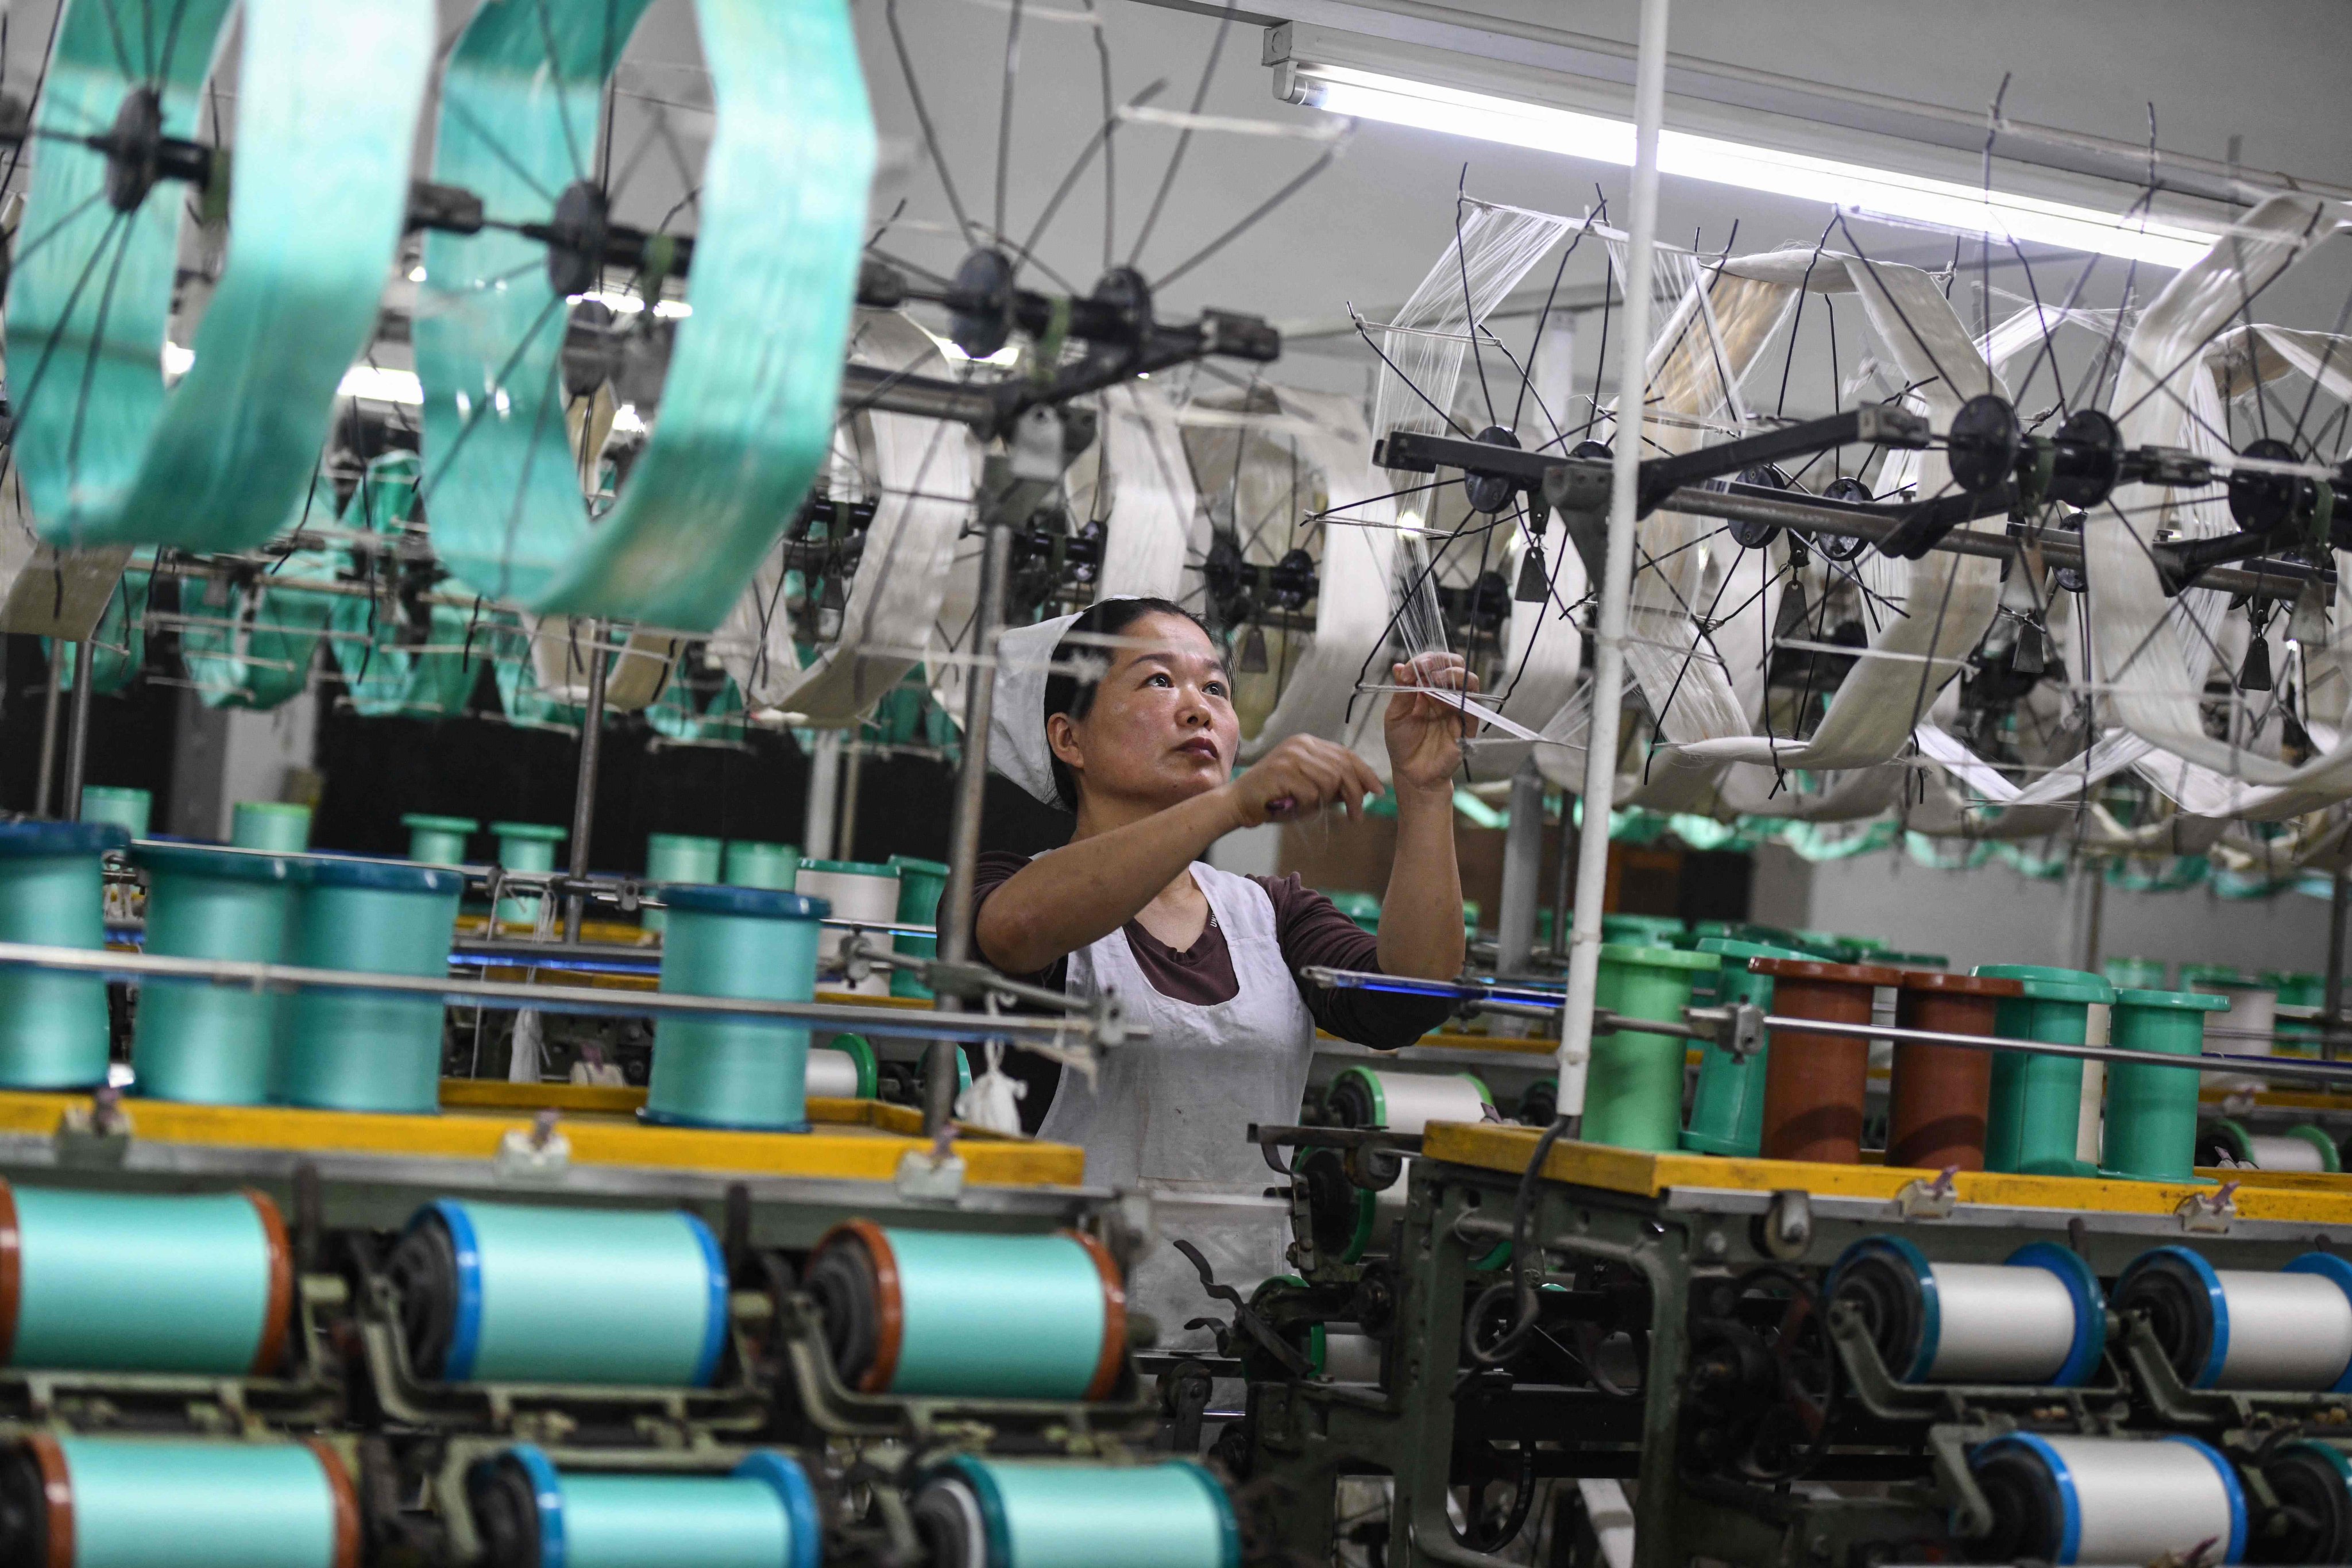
0, 822, 128, 1091
644, 886, 829, 1130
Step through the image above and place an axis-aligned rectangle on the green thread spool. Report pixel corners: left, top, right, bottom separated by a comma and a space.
1, 1180, 292, 1374
2102, 988, 2229, 1181
468, 1446, 819, 1568
1682, 938, 1809, 1157
402, 814, 478, 866
276, 858, 464, 1114
1979, 964, 2114, 1176
887, 855, 948, 999
130, 844, 299, 1104
388, 1200, 726, 1386
2105, 956, 2171, 991
1584, 943, 1720, 1152
808, 1034, 879, 1099
233, 801, 313, 852
1600, 913, 1686, 948
723, 840, 801, 891
490, 822, 567, 926
808, 1224, 1124, 1400
79, 786, 152, 838
646, 887, 827, 1130
0, 821, 126, 1089
2, 1434, 358, 1568
644, 834, 725, 934
913, 1457, 1238, 1568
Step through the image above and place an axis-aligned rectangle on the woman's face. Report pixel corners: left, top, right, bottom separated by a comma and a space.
1049, 612, 1240, 812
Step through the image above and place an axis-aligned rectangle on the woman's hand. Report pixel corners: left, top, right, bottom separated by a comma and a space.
1385, 651, 1480, 796
1219, 735, 1384, 828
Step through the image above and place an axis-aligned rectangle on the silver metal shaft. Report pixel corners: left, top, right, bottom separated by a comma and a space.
61, 645, 96, 822
563, 620, 609, 945
32, 650, 61, 816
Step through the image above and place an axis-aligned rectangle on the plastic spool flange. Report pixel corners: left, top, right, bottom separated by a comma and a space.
1829, 1245, 1929, 1381
469, 1454, 544, 1568
2260, 1442, 2352, 1565
805, 1237, 882, 1391
387, 1212, 463, 1380
0, 1442, 48, 1567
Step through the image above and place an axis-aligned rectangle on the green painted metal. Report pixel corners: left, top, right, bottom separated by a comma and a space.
11, 1185, 277, 1372
276, 860, 464, 1113
7, 0, 428, 557
724, 841, 801, 892
426, 1200, 723, 1385
646, 887, 825, 1129
644, 833, 725, 934
1584, 943, 1718, 1153
79, 785, 151, 837
0, 821, 123, 1088
880, 1229, 1110, 1399
130, 843, 299, 1104
404, 814, 480, 866
943, 1457, 1238, 1568
416, 0, 874, 631
1681, 938, 1808, 1158
55, 1436, 341, 1568
492, 821, 567, 925
2100, 988, 2228, 1181
232, 801, 312, 852
889, 854, 949, 999
180, 480, 342, 710
1978, 963, 2114, 1176
332, 453, 479, 719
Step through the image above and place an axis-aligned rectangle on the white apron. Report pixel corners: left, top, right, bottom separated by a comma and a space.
1037, 863, 1319, 1349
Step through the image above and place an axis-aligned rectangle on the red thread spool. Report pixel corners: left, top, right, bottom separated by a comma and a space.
1886, 970, 2023, 1171
1754, 958, 1901, 1164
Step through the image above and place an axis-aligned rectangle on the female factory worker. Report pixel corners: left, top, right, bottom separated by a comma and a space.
974, 594, 1474, 1339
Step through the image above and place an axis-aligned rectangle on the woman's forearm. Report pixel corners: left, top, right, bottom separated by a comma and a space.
976, 789, 1241, 973
1376, 782, 1465, 980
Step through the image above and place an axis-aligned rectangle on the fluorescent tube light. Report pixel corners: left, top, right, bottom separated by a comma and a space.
1287, 63, 2215, 269
161, 345, 424, 405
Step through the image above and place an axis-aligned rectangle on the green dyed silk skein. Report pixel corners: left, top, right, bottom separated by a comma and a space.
179, 478, 345, 712
416, 0, 875, 631
46, 1436, 346, 1568
333, 454, 477, 719
7, 0, 430, 554
7, 1184, 284, 1374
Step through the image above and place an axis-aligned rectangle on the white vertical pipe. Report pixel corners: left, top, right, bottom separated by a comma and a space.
803, 728, 844, 862
1496, 758, 1546, 976
1557, 0, 1669, 1122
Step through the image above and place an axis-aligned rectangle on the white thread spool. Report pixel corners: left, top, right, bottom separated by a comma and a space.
2116, 1248, 2352, 1391
2245, 1133, 2330, 1172
2193, 973, 2278, 1091
1327, 1067, 1491, 1134
805, 1049, 862, 1099
1830, 1238, 2103, 1385
1972, 1434, 2245, 1566
797, 860, 898, 997
2075, 1003, 2109, 1165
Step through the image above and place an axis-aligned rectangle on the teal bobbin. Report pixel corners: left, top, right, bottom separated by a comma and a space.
1979, 964, 2114, 1176
402, 814, 478, 866
0, 821, 127, 1089
646, 886, 827, 1130
643, 833, 725, 934
79, 785, 152, 838
887, 854, 948, 999
1585, 943, 1720, 1152
467, 1446, 820, 1568
489, 822, 567, 925
3, 1434, 357, 1568
276, 858, 464, 1113
723, 840, 801, 891
1681, 937, 1809, 1157
389, 1199, 727, 1387
912, 1457, 1239, 1568
1, 1180, 292, 1374
808, 1224, 1125, 1400
130, 843, 299, 1104
233, 801, 314, 852
2101, 988, 2230, 1181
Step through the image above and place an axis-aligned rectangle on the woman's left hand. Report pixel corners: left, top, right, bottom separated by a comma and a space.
1385, 651, 1480, 794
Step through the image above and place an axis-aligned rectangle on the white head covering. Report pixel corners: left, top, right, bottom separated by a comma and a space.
984, 596, 1153, 810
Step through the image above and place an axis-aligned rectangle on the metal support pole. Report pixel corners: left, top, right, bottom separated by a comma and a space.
2071, 862, 2106, 975
837, 740, 866, 862
2327, 868, 2350, 1060
33, 647, 63, 817
803, 729, 843, 863
1558, 0, 1669, 1130
562, 623, 609, 945
926, 513, 1015, 1131
1495, 759, 1544, 976
61, 644, 96, 822
1548, 790, 1574, 961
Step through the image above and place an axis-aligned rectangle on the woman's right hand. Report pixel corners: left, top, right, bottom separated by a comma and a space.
1220, 735, 1385, 828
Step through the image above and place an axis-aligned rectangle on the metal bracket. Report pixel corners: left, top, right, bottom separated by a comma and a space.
493, 1111, 570, 1184
1893, 1166, 1961, 1221
1713, 1001, 1765, 1061
894, 1144, 967, 1203
54, 1091, 133, 1168
2177, 1181, 2239, 1234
